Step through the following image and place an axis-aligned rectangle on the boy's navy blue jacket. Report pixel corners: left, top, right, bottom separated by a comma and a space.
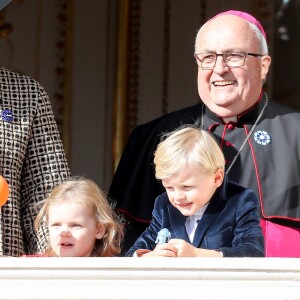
126, 175, 264, 257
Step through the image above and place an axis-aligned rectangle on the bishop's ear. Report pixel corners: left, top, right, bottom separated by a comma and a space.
261, 55, 271, 82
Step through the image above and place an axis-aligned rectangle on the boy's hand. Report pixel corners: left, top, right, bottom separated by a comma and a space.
168, 239, 223, 257
138, 239, 223, 257
142, 242, 178, 257
168, 239, 196, 256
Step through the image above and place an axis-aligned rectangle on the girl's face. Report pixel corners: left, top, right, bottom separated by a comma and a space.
48, 201, 105, 257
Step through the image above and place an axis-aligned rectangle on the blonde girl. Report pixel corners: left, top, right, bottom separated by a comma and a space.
35, 177, 124, 257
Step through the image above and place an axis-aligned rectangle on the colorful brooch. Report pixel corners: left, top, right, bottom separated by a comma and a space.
254, 130, 271, 145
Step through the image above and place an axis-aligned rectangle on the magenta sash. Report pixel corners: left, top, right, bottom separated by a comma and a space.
260, 219, 300, 257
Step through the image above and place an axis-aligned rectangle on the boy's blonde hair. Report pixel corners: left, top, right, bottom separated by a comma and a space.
35, 176, 124, 257
154, 126, 225, 180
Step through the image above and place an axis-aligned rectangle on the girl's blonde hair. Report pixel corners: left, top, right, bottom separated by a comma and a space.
154, 126, 225, 180
35, 176, 124, 257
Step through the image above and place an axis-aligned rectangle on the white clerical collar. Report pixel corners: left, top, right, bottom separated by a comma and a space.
223, 116, 237, 123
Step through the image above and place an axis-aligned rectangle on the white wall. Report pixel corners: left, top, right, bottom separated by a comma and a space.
71, 0, 117, 190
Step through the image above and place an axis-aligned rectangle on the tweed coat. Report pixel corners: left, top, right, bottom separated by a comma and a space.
0, 67, 70, 256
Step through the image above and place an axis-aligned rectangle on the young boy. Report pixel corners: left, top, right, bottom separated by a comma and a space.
126, 126, 264, 257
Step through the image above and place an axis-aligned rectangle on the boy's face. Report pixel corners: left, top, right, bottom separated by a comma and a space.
162, 165, 223, 217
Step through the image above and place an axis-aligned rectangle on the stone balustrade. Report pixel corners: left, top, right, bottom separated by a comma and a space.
0, 257, 299, 299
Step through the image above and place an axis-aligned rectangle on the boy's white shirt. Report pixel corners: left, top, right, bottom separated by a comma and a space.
185, 202, 209, 242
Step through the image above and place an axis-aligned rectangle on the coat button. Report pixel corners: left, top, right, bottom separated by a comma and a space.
227, 123, 236, 130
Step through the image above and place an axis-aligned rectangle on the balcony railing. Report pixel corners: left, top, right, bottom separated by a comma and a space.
0, 257, 299, 299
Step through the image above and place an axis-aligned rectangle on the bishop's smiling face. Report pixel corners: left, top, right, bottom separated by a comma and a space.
195, 15, 271, 118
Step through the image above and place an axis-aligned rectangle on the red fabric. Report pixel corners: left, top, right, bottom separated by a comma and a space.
260, 219, 300, 257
